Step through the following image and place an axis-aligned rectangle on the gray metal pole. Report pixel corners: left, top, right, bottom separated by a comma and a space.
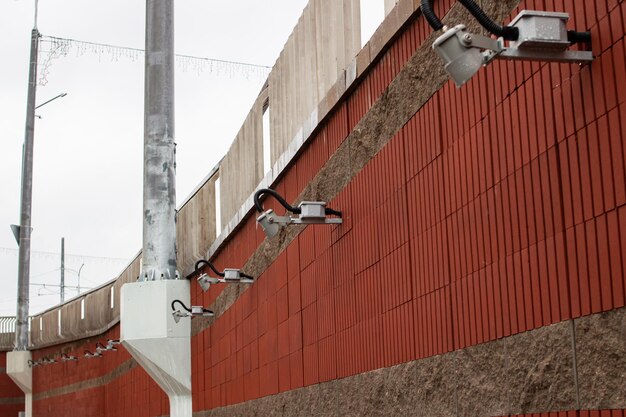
141, 0, 177, 281
15, 28, 39, 351
60, 237, 65, 303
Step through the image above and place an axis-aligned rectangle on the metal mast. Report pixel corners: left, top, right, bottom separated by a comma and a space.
15, 26, 40, 351
60, 237, 65, 303
141, 0, 177, 282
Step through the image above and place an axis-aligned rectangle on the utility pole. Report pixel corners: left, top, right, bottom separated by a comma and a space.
60, 237, 65, 303
141, 0, 177, 282
15, 26, 40, 352
122, 2, 191, 416
7, 8, 41, 417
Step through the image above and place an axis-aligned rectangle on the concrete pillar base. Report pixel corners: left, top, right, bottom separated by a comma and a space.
121, 280, 192, 417
6, 350, 32, 417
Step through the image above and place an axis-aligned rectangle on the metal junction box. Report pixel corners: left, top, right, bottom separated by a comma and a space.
509, 10, 570, 50
298, 201, 327, 220
223, 269, 241, 281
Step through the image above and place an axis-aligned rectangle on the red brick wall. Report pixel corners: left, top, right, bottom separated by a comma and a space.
192, 0, 626, 410
0, 351, 24, 417
29, 326, 169, 417
26, 0, 626, 415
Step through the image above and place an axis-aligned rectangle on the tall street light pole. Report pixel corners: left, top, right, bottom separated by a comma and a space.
122, 2, 191, 416
141, 0, 177, 282
11, 89, 67, 349
7, 8, 42, 415
14, 27, 40, 352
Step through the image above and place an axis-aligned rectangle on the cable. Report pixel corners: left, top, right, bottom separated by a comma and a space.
324, 207, 343, 217
239, 272, 254, 280
194, 260, 225, 277
0, 247, 129, 263
254, 189, 301, 214
421, 0, 519, 40
421, 0, 444, 31
171, 299, 191, 313
458, 0, 519, 40
568, 30, 592, 44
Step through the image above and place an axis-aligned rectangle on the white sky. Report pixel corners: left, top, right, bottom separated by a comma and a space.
0, 0, 385, 317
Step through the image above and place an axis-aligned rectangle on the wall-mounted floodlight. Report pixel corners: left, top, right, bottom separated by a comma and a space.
422, 0, 593, 87
171, 299, 214, 324
107, 339, 121, 351
95, 342, 109, 355
27, 359, 42, 368
190, 260, 254, 292
84, 350, 102, 359
41, 357, 56, 365
254, 189, 342, 238
61, 353, 78, 362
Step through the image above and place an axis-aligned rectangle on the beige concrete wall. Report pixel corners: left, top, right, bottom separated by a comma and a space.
385, 0, 400, 16
219, 87, 267, 228
177, 175, 218, 273
268, 0, 360, 168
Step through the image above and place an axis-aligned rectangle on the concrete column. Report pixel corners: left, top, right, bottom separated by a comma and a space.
121, 1, 192, 416
6, 351, 32, 417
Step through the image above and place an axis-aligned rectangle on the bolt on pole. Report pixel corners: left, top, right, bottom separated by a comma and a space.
141, 0, 177, 282
15, 28, 40, 351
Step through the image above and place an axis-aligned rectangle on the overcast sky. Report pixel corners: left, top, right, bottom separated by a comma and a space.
0, 0, 384, 316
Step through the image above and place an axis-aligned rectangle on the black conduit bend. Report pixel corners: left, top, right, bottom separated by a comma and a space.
254, 189, 301, 214
458, 0, 519, 40
171, 299, 191, 313
568, 30, 592, 44
421, 0, 519, 41
325, 207, 343, 217
421, 0, 444, 31
194, 259, 225, 277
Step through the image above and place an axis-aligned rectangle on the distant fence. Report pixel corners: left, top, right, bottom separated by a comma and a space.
0, 317, 16, 351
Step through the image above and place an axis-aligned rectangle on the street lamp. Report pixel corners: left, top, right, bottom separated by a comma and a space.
12, 87, 67, 352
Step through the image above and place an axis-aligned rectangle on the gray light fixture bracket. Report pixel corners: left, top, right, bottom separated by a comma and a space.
257, 202, 343, 238
197, 269, 253, 292
433, 10, 593, 87
172, 305, 214, 323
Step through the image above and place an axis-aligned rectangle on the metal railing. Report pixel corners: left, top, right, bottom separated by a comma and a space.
0, 316, 17, 351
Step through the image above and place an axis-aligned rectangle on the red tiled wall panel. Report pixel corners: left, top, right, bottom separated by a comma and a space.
198, 0, 626, 408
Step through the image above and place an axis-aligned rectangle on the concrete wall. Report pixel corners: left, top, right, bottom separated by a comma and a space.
12, 0, 626, 416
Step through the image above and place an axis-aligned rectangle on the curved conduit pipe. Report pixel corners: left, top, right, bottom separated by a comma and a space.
254, 188, 343, 217
254, 189, 301, 214
421, 0, 520, 40
193, 260, 225, 278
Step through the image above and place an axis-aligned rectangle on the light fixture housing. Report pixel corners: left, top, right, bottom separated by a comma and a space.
61, 353, 78, 362
84, 350, 102, 359
27, 359, 41, 368
192, 260, 254, 292
432, 10, 593, 87
254, 189, 343, 239
171, 299, 214, 323
432, 24, 502, 87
